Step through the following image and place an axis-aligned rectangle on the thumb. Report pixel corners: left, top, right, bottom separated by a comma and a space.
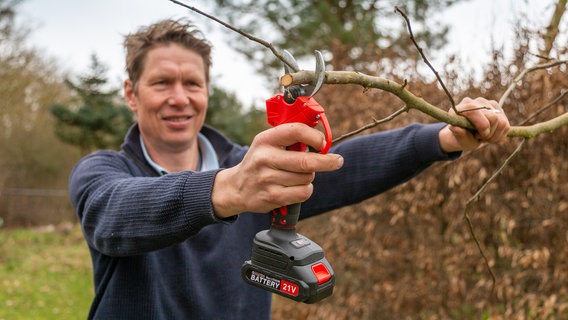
448, 125, 481, 151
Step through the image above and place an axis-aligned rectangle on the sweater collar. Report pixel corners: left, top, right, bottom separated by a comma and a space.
121, 123, 235, 174
139, 132, 220, 175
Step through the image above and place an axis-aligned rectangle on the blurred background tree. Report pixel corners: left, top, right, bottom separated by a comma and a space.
207, 85, 266, 145
211, 0, 464, 79
0, 0, 79, 226
50, 54, 133, 155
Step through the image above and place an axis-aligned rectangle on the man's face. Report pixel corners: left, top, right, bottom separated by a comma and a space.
125, 43, 208, 153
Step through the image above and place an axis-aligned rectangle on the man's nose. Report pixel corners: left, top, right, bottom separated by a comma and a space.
168, 83, 189, 106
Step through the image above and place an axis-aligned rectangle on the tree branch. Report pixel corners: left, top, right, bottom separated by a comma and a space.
281, 70, 568, 139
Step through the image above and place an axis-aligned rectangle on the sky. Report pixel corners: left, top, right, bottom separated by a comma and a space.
17, 0, 557, 106
17, 0, 271, 106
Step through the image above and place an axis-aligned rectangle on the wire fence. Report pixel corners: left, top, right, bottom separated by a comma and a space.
0, 188, 74, 228
2, 188, 68, 197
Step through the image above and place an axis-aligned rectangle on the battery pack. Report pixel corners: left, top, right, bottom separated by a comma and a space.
241, 228, 335, 303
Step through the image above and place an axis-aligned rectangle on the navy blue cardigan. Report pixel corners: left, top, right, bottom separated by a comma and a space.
69, 122, 456, 319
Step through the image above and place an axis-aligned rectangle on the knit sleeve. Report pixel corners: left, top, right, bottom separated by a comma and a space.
303, 123, 460, 217
69, 151, 233, 257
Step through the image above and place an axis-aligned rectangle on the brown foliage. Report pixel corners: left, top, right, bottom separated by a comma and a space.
271, 45, 568, 320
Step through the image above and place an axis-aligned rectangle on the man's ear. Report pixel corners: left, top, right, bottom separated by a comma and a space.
124, 79, 137, 112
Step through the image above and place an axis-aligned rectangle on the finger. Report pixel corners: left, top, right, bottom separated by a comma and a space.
253, 124, 344, 173
487, 99, 500, 110
467, 100, 507, 141
495, 116, 510, 141
258, 122, 328, 152
480, 99, 509, 142
267, 183, 315, 208
270, 148, 344, 173
263, 169, 315, 188
456, 98, 503, 139
472, 97, 499, 110
448, 125, 480, 151
466, 111, 492, 139
483, 111, 510, 143
476, 114, 498, 141
250, 178, 314, 209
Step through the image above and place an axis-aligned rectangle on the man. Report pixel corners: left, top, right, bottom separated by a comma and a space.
69, 19, 510, 319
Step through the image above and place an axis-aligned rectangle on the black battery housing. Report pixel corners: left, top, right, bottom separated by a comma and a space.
241, 228, 335, 304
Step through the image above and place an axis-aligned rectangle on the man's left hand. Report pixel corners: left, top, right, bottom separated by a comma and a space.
439, 97, 510, 153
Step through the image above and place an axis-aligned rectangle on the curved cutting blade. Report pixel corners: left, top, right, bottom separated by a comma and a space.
309, 50, 325, 97
282, 50, 299, 74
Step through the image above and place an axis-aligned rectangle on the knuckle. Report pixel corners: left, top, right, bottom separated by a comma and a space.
298, 155, 316, 172
282, 122, 304, 138
260, 187, 283, 207
252, 129, 268, 145
305, 184, 315, 198
461, 96, 474, 104
306, 172, 316, 184
297, 173, 315, 186
255, 171, 272, 186
298, 184, 314, 201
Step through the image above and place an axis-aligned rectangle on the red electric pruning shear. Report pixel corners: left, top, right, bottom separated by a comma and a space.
241, 51, 336, 303
265, 50, 332, 154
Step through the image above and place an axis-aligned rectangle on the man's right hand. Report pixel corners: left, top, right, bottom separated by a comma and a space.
211, 123, 344, 218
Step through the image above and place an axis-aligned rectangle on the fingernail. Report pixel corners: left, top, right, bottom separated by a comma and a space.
336, 155, 344, 168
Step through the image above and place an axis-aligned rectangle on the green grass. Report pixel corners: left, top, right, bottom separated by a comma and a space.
0, 224, 93, 320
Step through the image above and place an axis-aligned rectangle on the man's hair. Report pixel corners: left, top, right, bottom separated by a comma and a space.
123, 18, 213, 90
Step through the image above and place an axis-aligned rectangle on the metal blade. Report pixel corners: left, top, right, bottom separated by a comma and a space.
309, 50, 325, 97
282, 50, 299, 74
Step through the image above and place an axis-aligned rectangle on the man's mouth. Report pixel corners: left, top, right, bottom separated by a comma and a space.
162, 115, 193, 129
164, 116, 191, 122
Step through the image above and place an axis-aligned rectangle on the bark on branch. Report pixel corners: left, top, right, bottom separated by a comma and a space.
281, 70, 568, 139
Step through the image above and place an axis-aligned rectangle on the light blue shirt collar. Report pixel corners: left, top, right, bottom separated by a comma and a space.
140, 133, 219, 176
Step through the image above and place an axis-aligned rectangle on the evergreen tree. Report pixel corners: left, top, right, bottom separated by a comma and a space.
50, 54, 133, 154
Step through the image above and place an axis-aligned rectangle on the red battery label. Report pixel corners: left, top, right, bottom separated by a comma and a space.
280, 279, 299, 297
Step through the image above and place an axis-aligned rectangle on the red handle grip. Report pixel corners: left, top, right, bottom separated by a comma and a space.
266, 94, 332, 154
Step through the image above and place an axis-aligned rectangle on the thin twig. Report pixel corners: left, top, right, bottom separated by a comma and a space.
520, 89, 568, 125
463, 138, 527, 294
332, 106, 409, 144
499, 59, 568, 108
395, 6, 456, 112
168, 0, 299, 72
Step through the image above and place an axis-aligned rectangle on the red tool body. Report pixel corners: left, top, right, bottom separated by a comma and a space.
266, 94, 332, 154
241, 51, 335, 303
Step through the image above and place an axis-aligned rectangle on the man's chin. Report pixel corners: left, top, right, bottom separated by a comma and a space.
162, 135, 198, 150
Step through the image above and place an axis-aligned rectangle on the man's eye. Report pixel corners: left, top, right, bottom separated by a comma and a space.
185, 81, 199, 87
